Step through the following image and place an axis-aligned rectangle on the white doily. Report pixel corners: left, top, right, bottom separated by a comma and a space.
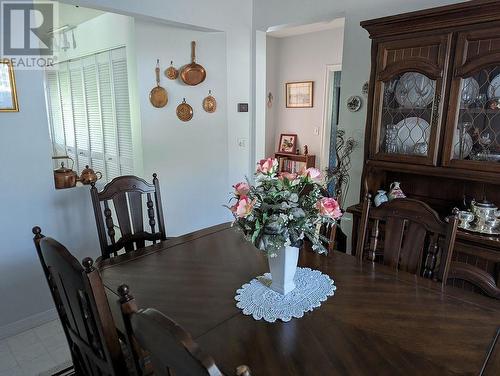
235, 267, 336, 323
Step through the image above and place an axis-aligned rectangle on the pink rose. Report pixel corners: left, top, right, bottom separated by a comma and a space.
316, 197, 342, 219
304, 167, 322, 181
278, 172, 297, 181
230, 196, 255, 218
233, 182, 250, 196
256, 158, 278, 174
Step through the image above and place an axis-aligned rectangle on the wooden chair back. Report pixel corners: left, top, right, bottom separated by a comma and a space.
118, 285, 251, 376
90, 173, 167, 259
32, 227, 128, 376
356, 197, 458, 285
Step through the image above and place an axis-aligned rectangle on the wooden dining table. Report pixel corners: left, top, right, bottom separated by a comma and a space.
98, 223, 500, 375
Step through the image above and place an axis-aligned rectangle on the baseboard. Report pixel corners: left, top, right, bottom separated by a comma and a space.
0, 308, 58, 340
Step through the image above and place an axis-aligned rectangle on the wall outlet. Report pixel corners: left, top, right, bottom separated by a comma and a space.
237, 138, 247, 147
313, 127, 319, 136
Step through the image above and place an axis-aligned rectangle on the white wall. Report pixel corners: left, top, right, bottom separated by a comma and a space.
0, 68, 102, 336
265, 28, 344, 165
135, 20, 231, 234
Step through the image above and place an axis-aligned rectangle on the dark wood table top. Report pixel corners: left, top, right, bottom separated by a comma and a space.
99, 223, 500, 375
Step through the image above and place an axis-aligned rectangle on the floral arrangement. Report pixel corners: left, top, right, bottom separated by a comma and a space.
227, 158, 342, 256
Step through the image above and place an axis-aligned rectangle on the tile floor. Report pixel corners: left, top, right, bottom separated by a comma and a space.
0, 320, 71, 376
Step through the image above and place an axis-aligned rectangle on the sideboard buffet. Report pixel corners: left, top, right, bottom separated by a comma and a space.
348, 0, 500, 298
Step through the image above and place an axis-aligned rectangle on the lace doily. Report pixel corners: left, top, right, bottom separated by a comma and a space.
235, 267, 336, 322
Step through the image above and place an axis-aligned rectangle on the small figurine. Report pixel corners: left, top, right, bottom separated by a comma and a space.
303, 145, 309, 155
388, 181, 406, 200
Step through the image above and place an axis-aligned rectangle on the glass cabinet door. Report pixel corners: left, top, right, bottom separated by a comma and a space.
444, 29, 500, 172
370, 35, 451, 165
379, 72, 436, 156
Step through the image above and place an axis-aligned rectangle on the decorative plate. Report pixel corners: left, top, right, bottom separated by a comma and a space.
176, 98, 193, 122
453, 129, 473, 159
461, 77, 479, 106
487, 73, 500, 99
395, 117, 430, 154
347, 95, 362, 112
202, 90, 217, 113
395, 72, 435, 108
165, 61, 179, 80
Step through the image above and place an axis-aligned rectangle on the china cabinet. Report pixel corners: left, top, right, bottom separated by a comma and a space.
349, 0, 500, 298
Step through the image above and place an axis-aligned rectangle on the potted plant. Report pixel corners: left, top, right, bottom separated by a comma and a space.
227, 158, 342, 295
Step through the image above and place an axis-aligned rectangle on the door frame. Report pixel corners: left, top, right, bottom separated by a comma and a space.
320, 64, 342, 171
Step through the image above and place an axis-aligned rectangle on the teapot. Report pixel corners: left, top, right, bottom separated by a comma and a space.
52, 156, 77, 189
80, 165, 102, 185
471, 199, 499, 229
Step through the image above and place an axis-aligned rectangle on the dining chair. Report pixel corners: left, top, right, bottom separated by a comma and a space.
355, 196, 459, 285
32, 226, 130, 376
90, 173, 169, 259
117, 284, 252, 376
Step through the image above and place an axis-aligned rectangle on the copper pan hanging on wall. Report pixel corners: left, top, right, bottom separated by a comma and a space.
149, 59, 168, 108
180, 41, 206, 86
176, 98, 193, 122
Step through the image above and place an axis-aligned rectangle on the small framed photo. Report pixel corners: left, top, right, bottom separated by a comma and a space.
285, 81, 313, 108
0, 60, 19, 112
278, 134, 297, 154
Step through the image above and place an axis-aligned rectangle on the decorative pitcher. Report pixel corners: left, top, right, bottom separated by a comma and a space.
374, 190, 389, 207
388, 182, 406, 201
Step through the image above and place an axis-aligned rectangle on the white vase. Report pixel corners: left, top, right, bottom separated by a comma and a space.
268, 245, 299, 295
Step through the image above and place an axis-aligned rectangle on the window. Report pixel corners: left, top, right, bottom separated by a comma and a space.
45, 47, 133, 183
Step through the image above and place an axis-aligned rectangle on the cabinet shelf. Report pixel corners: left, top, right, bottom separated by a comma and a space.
459, 108, 500, 114
382, 107, 432, 114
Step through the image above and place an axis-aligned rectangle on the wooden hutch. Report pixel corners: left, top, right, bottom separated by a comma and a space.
348, 0, 500, 298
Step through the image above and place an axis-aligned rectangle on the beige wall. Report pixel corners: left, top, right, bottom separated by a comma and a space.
265, 27, 344, 164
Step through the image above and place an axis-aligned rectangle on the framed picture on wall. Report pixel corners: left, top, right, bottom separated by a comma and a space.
285, 81, 313, 108
278, 133, 297, 154
0, 60, 19, 112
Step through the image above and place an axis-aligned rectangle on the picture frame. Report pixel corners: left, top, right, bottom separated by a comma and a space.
285, 81, 313, 108
0, 60, 19, 112
278, 133, 298, 154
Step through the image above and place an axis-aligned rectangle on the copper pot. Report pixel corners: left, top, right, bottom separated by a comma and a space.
80, 165, 102, 185
52, 156, 77, 189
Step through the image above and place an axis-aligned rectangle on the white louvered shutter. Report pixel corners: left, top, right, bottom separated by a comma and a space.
45, 71, 66, 156
57, 63, 77, 165
45, 47, 133, 183
111, 48, 133, 175
82, 55, 106, 181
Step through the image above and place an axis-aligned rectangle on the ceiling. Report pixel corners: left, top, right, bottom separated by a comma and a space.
267, 17, 345, 38
54, 2, 104, 28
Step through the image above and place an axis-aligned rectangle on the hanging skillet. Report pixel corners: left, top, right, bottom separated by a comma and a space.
180, 41, 206, 86
149, 59, 168, 108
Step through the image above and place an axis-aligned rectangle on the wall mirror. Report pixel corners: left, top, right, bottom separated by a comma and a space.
0, 60, 19, 112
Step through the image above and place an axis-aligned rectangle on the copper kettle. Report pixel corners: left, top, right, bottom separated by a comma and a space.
80, 165, 102, 185
52, 156, 77, 189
